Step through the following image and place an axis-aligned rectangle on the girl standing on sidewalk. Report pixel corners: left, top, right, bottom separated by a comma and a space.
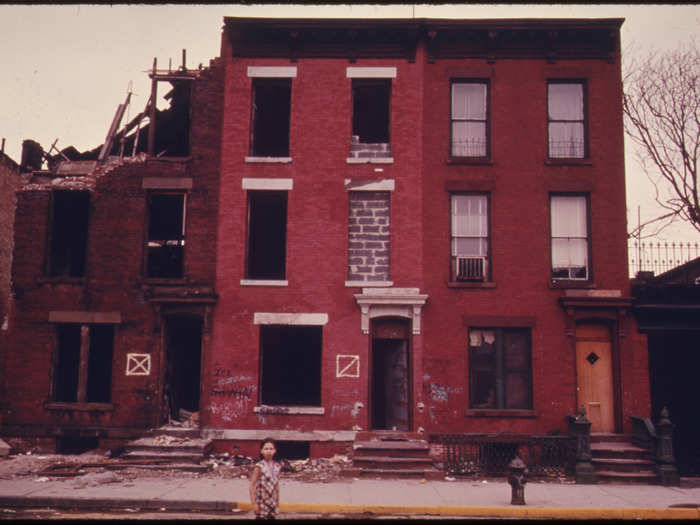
249, 437, 281, 520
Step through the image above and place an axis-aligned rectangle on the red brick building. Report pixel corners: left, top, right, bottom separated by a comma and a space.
1, 17, 650, 458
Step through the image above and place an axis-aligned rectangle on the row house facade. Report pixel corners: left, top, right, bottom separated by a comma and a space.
1, 17, 650, 458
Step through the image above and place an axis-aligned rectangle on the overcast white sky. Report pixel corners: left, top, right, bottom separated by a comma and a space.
1, 3, 699, 240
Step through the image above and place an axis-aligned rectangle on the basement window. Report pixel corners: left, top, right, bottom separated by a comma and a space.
260, 325, 322, 406
146, 192, 186, 279
47, 190, 90, 278
53, 324, 114, 403
250, 79, 292, 157
246, 191, 287, 280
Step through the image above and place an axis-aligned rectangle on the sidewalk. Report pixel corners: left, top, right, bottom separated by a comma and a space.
1, 476, 700, 519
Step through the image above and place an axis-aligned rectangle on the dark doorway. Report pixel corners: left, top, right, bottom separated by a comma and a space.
371, 318, 410, 431
164, 315, 202, 422
648, 332, 700, 476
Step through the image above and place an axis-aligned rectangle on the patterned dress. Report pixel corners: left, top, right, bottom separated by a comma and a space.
254, 459, 281, 519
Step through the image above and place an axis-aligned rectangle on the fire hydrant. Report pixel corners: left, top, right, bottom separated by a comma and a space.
507, 456, 528, 505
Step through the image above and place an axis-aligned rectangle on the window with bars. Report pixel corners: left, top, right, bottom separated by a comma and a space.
469, 328, 532, 410
451, 194, 489, 281
451, 81, 488, 158
550, 194, 590, 280
547, 81, 586, 159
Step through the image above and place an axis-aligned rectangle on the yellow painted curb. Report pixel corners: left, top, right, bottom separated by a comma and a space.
231, 501, 700, 519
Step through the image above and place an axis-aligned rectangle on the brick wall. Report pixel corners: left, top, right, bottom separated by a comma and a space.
348, 191, 391, 282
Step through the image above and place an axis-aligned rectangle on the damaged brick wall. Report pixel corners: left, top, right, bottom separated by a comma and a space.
2, 58, 224, 443
0, 152, 21, 425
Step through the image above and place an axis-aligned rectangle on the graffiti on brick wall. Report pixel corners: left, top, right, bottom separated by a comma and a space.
336, 355, 360, 378
126, 353, 151, 376
208, 366, 256, 421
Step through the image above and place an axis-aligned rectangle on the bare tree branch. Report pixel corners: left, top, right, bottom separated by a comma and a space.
623, 39, 700, 235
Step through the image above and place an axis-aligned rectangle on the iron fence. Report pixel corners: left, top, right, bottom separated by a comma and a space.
628, 240, 699, 277
429, 433, 576, 479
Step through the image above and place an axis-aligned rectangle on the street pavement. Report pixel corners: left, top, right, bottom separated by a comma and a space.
1, 475, 700, 519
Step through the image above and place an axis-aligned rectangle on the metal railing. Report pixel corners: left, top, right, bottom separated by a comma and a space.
429, 433, 576, 479
628, 240, 699, 277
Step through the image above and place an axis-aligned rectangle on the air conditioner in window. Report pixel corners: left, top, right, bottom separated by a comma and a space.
455, 256, 486, 281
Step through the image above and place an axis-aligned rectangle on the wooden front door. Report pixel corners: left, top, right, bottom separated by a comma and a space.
575, 323, 614, 432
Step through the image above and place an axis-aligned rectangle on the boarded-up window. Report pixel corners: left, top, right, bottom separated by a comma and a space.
469, 328, 532, 410
54, 324, 114, 403
48, 190, 90, 277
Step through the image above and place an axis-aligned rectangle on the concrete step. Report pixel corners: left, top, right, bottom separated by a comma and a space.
595, 469, 659, 484
146, 426, 201, 439
124, 437, 212, 453
591, 442, 650, 460
343, 467, 444, 480
351, 455, 434, 470
590, 433, 632, 443
353, 441, 430, 457
121, 450, 205, 463
106, 462, 210, 473
592, 457, 656, 472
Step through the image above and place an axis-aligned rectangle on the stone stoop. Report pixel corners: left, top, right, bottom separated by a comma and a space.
590, 433, 659, 484
115, 426, 213, 473
344, 431, 445, 480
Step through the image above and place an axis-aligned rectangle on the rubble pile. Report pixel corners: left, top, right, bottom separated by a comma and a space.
205, 453, 353, 482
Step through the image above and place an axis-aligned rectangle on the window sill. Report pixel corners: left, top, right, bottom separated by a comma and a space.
447, 281, 496, 289
545, 158, 592, 166
549, 280, 594, 289
446, 157, 493, 165
253, 405, 324, 415
345, 280, 394, 288
45, 402, 114, 412
346, 157, 394, 164
245, 156, 292, 164
465, 409, 536, 418
240, 279, 288, 287
38, 276, 86, 285
141, 277, 188, 285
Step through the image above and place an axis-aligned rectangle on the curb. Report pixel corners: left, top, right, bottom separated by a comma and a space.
1, 497, 699, 519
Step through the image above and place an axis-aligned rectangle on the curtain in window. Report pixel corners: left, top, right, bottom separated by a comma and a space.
451, 195, 488, 257
548, 83, 584, 158
452, 83, 487, 157
551, 196, 588, 272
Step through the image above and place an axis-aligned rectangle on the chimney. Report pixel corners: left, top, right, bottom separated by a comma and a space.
20, 139, 44, 172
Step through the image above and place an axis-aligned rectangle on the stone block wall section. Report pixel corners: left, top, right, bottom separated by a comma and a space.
348, 191, 390, 282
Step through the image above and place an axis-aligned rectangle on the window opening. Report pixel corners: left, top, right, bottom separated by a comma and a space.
469, 328, 532, 410
56, 436, 100, 455
275, 441, 311, 460
54, 324, 114, 403
451, 194, 489, 281
260, 325, 322, 406
250, 78, 291, 157
146, 192, 185, 279
247, 191, 287, 280
451, 81, 488, 157
548, 81, 586, 158
48, 190, 90, 277
352, 79, 391, 145
550, 195, 589, 280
